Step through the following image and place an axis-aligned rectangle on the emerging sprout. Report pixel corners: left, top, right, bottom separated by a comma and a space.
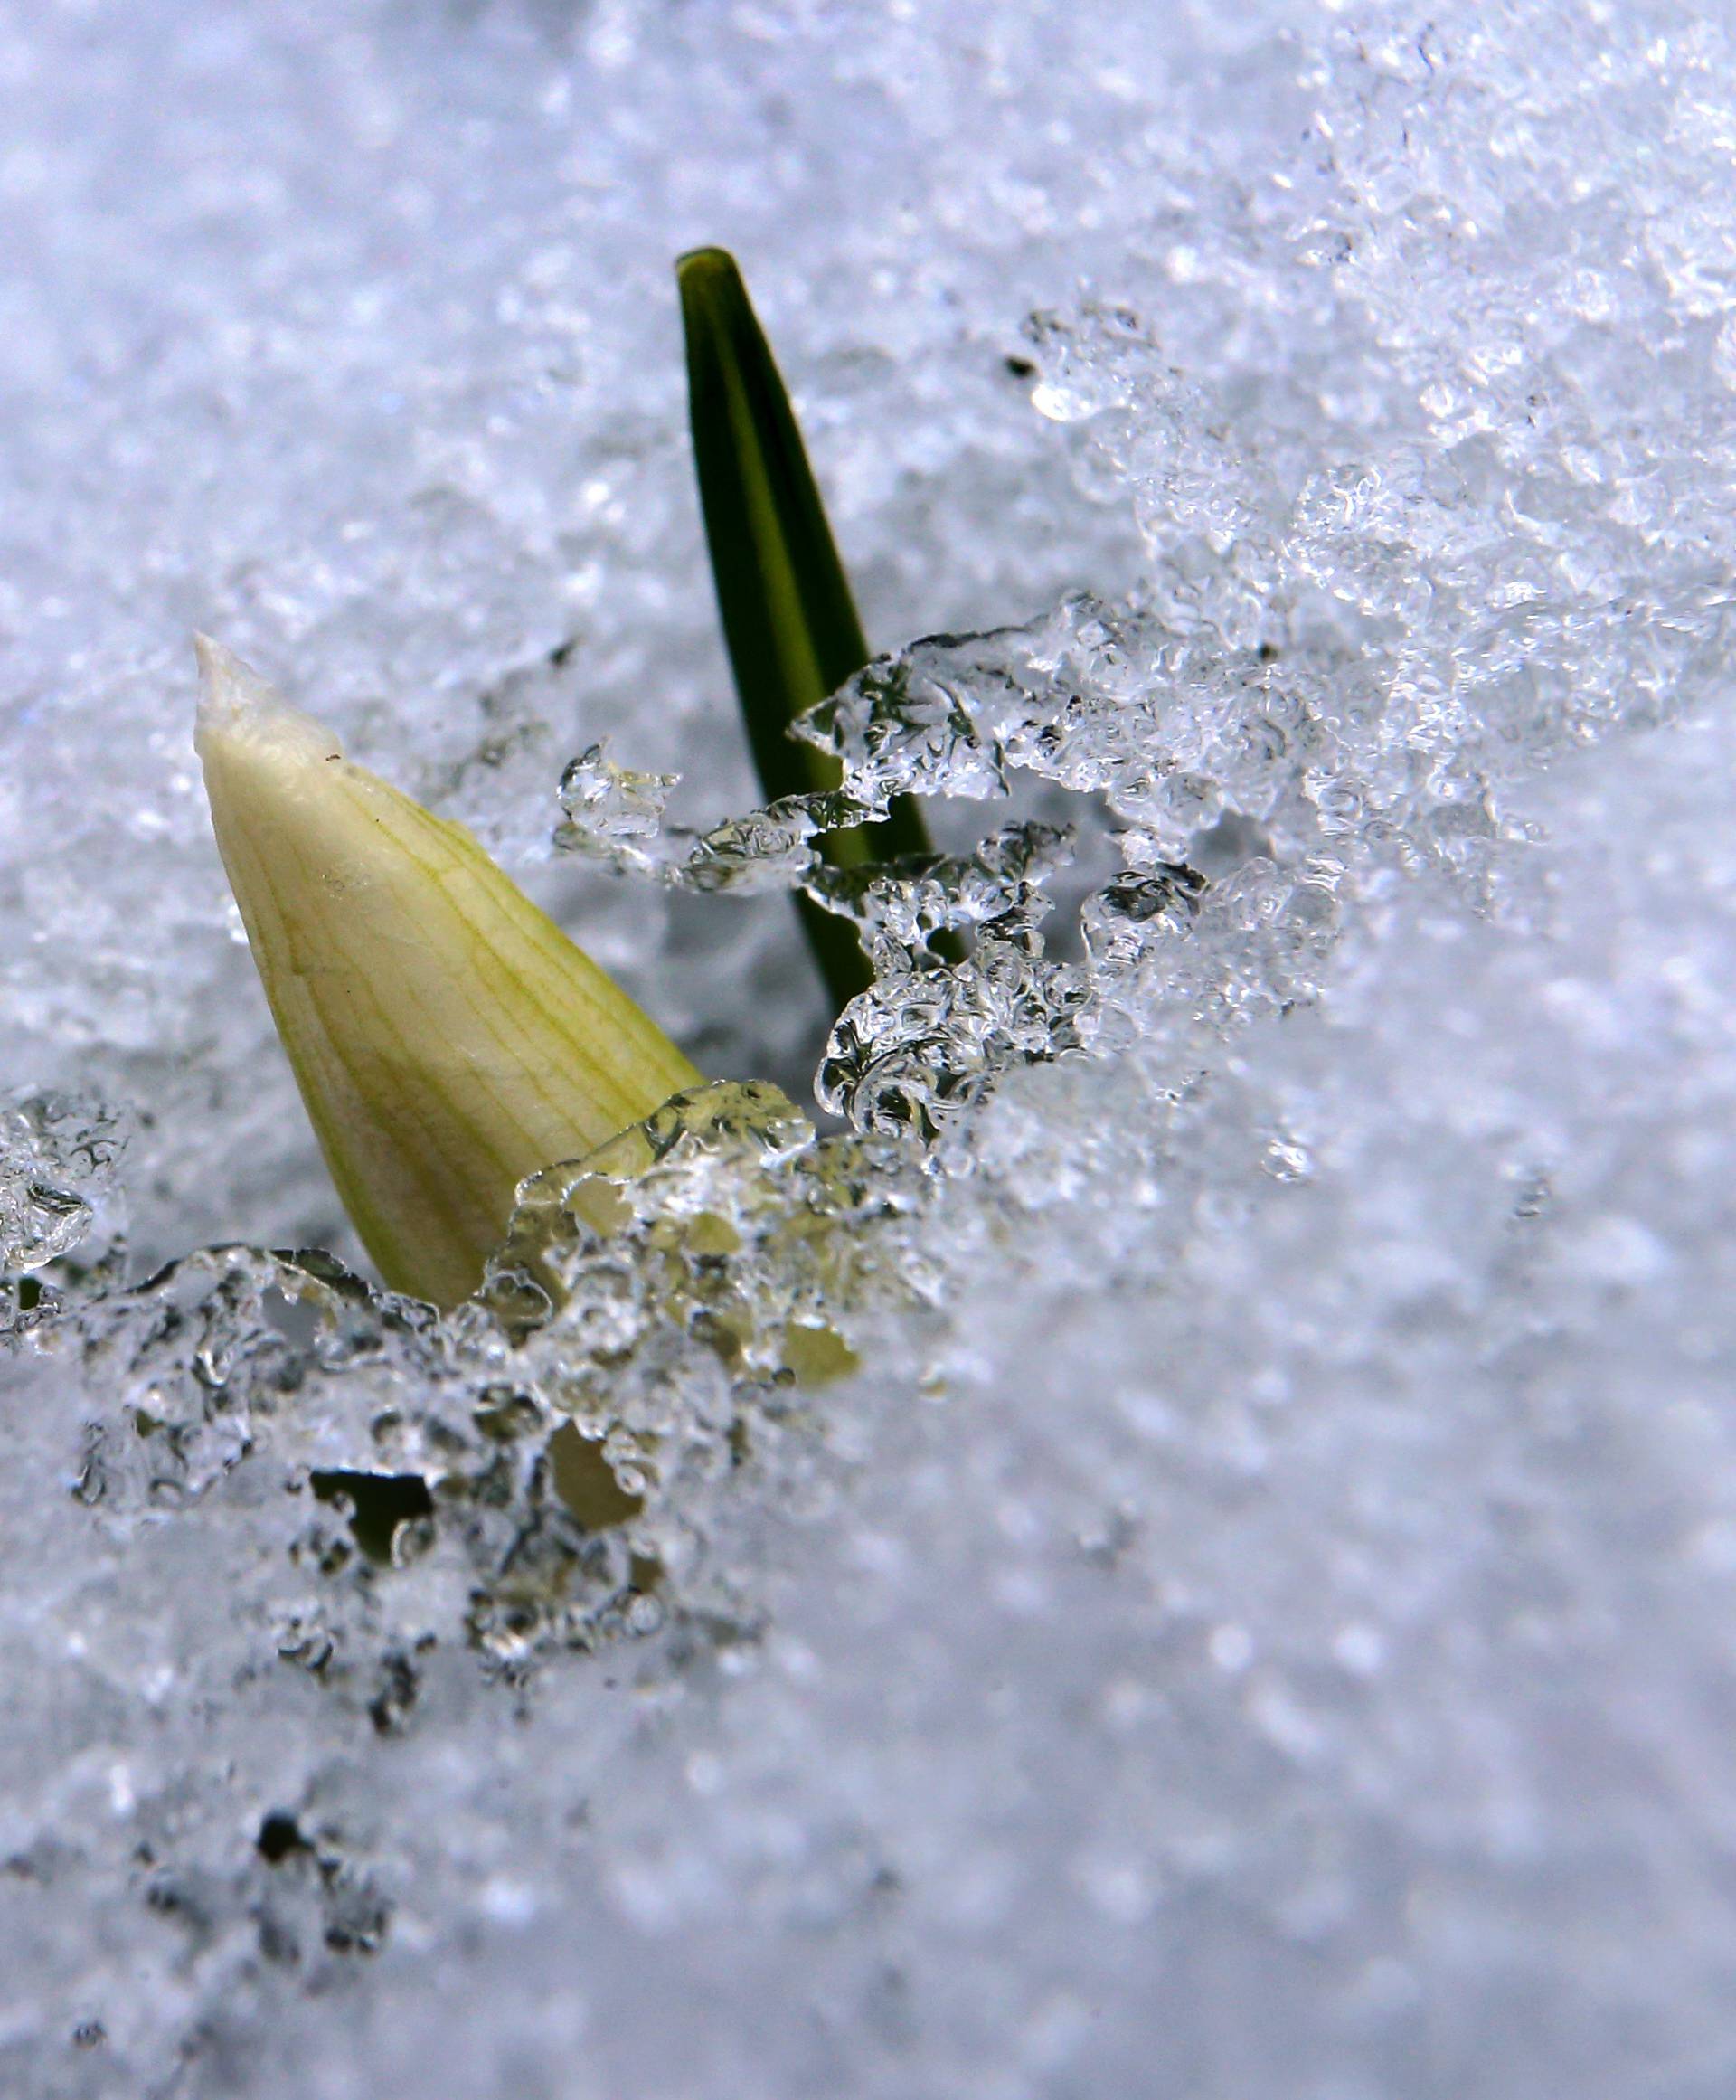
678, 246, 951, 1007
194, 636, 702, 1310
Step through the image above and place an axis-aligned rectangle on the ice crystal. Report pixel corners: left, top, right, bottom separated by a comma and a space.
5, 1, 1736, 2095
0, 1092, 128, 1312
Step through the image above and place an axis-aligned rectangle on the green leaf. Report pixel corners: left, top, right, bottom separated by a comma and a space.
678, 246, 948, 1009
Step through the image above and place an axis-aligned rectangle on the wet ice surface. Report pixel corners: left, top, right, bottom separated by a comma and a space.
6, 0, 1736, 2093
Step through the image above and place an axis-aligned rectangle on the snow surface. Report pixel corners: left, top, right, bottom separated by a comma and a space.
5, 0, 1736, 2094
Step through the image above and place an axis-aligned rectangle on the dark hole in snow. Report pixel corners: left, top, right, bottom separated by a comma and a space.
309, 1471, 434, 1564
256, 1813, 310, 1865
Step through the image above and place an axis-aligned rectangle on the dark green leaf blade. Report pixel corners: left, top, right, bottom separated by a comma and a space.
678, 246, 943, 1008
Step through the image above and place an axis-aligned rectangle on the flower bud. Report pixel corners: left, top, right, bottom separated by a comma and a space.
195, 636, 702, 1309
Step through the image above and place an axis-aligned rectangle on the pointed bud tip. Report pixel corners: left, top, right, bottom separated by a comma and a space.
193, 634, 343, 768
675, 244, 740, 284
676, 247, 750, 324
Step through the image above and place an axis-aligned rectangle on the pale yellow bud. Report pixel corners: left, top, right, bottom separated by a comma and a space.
194, 636, 703, 1310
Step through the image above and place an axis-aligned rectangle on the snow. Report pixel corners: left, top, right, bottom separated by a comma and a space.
5, 0, 1736, 2094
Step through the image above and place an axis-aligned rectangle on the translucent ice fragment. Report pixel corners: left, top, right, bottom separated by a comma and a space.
0, 1090, 128, 1275
193, 637, 703, 1310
